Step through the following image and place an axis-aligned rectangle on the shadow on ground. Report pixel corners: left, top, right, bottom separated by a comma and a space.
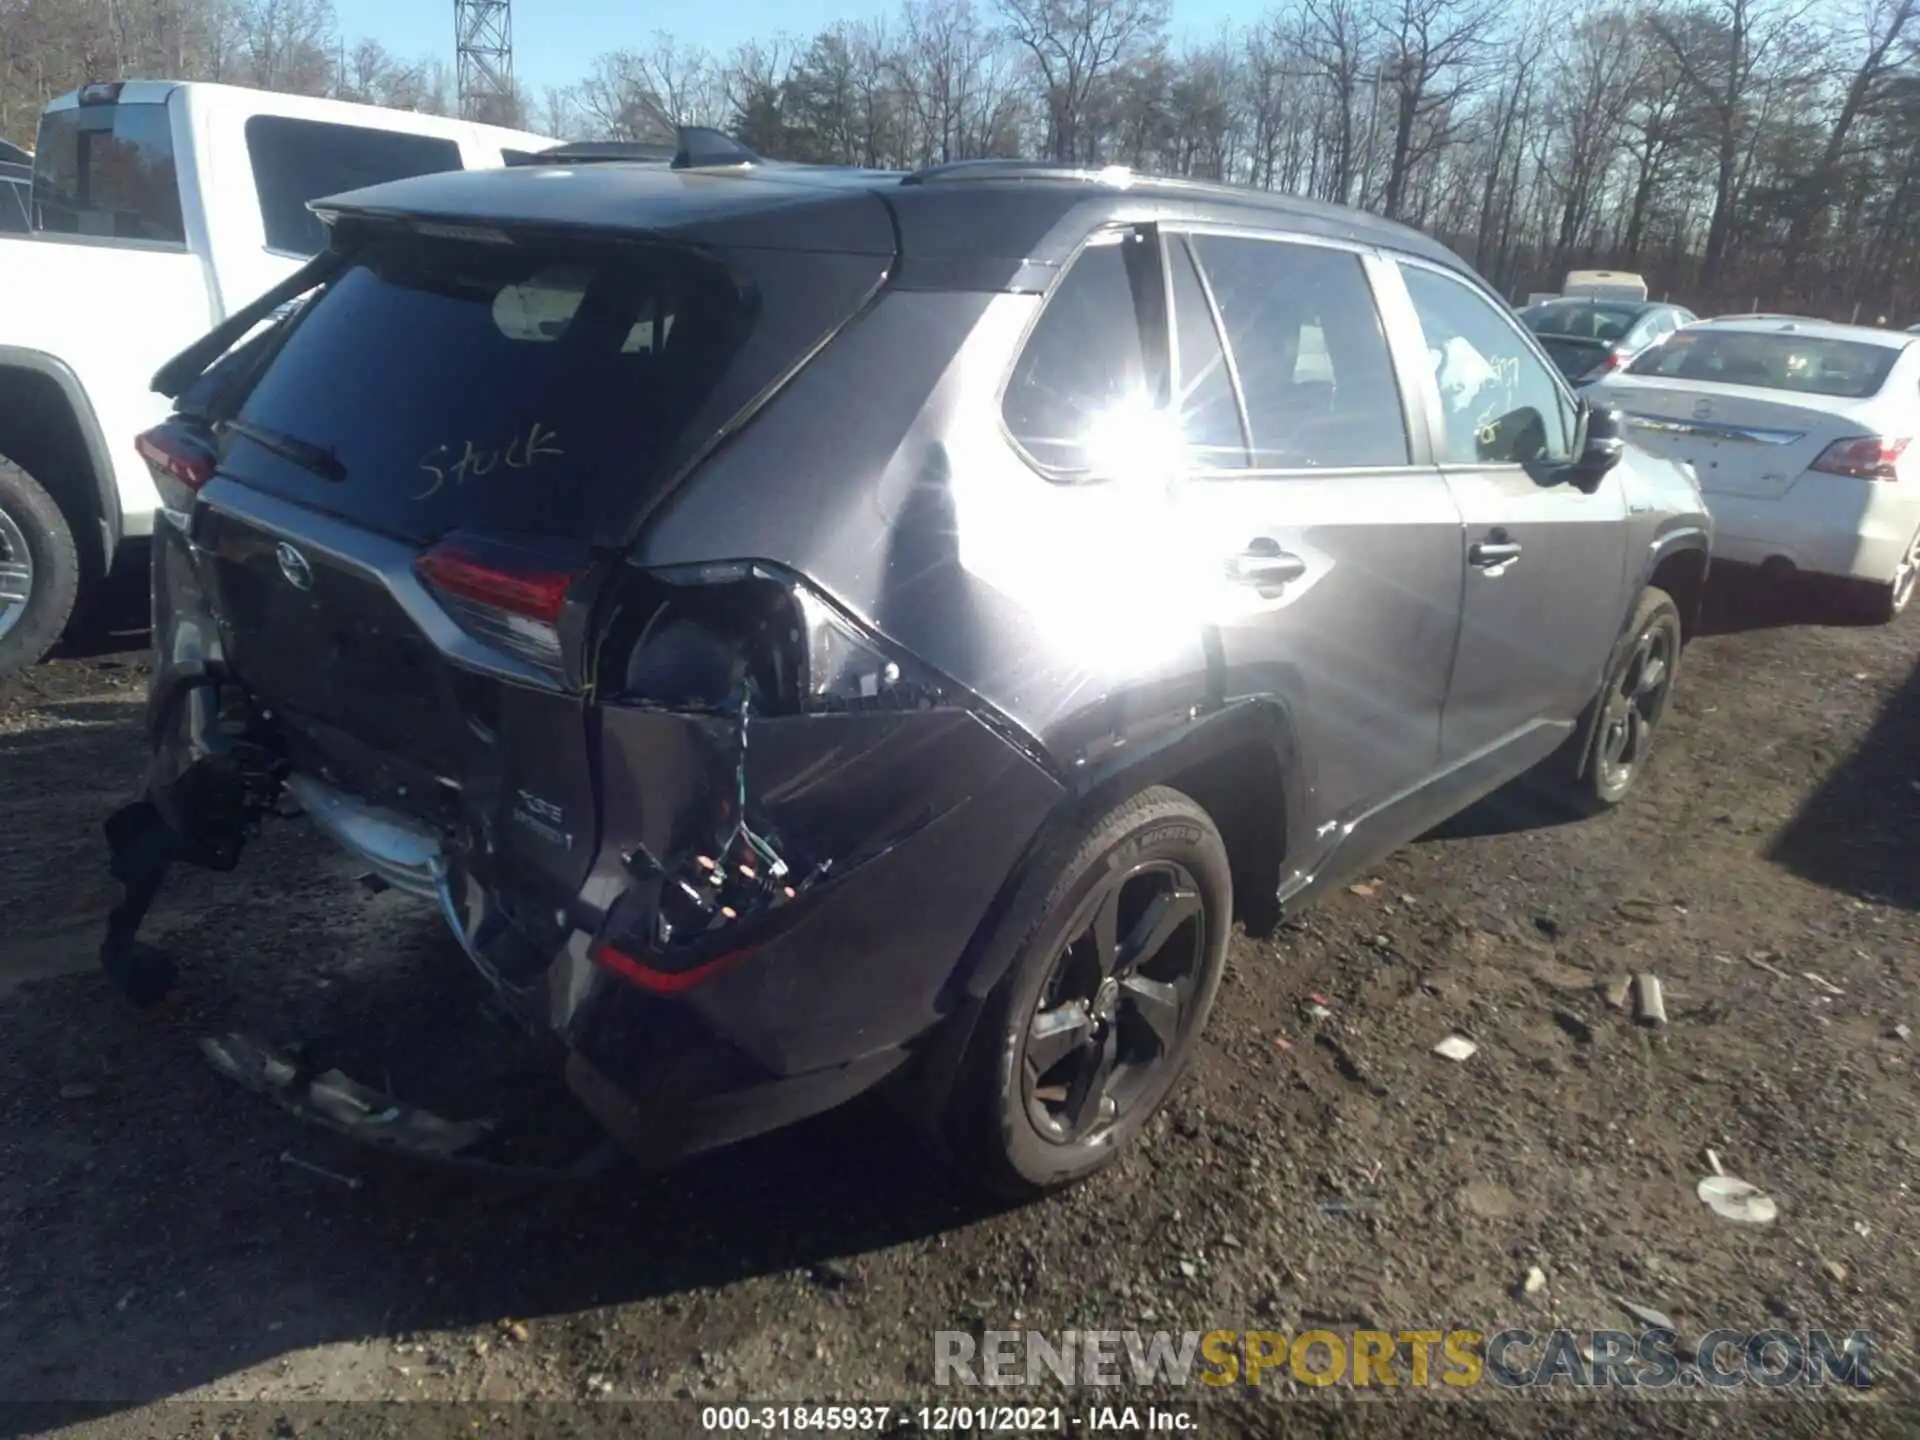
1766, 652, 1920, 911
1695, 561, 1884, 637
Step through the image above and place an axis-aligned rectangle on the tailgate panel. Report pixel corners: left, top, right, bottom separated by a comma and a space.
197, 500, 598, 904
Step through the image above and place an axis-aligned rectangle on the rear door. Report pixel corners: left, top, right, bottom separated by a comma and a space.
1390, 258, 1628, 770
1165, 229, 1464, 858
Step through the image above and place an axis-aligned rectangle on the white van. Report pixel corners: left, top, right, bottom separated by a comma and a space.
1563, 270, 1649, 302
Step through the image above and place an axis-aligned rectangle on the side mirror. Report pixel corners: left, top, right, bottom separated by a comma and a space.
1564, 401, 1626, 494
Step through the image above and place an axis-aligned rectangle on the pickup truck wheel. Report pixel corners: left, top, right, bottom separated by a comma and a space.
1579, 586, 1682, 809
0, 458, 79, 679
941, 787, 1232, 1199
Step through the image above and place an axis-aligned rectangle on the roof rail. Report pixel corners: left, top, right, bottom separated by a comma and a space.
509, 127, 766, 171
903, 158, 1139, 187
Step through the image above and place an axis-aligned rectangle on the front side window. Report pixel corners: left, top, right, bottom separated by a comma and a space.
34, 101, 185, 243
1401, 264, 1575, 466
1001, 231, 1156, 476
1189, 235, 1410, 470
246, 116, 464, 256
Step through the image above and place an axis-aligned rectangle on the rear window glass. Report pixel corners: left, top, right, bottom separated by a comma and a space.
223, 239, 742, 542
33, 101, 185, 243
1627, 330, 1900, 399
246, 116, 465, 256
1525, 304, 1643, 341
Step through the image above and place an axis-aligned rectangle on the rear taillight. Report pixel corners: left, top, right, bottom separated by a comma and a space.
604, 561, 948, 717
414, 538, 586, 678
1810, 435, 1908, 481
135, 424, 217, 517
1591, 351, 1626, 376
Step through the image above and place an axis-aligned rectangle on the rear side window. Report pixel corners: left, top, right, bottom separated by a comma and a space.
1189, 236, 1409, 469
1625, 330, 1899, 399
246, 116, 464, 257
223, 238, 742, 542
33, 101, 185, 244
1002, 232, 1154, 474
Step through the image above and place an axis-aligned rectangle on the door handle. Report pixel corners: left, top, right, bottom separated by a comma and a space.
1226, 541, 1307, 590
1469, 540, 1523, 569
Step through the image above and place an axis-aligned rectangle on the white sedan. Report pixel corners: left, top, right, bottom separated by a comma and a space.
1588, 317, 1920, 621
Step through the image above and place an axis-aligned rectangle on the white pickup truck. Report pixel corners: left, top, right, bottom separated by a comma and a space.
0, 80, 553, 677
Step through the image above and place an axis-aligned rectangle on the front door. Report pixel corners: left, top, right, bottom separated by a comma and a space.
1391, 260, 1629, 772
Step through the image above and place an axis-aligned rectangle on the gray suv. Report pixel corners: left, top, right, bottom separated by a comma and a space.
108, 136, 1711, 1195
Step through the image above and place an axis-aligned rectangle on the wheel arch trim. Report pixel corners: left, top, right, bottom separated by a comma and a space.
951, 696, 1307, 1008
0, 346, 122, 566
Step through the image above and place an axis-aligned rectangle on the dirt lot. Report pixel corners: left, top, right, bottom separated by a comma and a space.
2, 574, 1917, 1437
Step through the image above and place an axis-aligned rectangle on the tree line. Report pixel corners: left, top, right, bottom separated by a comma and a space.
10, 0, 1920, 319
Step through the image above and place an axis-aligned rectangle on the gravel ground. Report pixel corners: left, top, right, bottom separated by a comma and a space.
2, 573, 1917, 1437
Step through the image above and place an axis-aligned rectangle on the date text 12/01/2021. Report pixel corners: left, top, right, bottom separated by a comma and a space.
699, 1406, 1197, 1432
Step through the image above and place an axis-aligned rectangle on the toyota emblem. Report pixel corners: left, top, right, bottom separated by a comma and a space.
275, 541, 314, 591
1691, 397, 1713, 419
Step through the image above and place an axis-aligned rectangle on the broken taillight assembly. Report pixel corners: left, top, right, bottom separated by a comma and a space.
586, 561, 954, 994
136, 423, 218, 519
414, 535, 588, 680
605, 560, 948, 717
1809, 435, 1908, 481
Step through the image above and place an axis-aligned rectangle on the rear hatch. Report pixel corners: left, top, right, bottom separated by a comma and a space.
189, 187, 894, 905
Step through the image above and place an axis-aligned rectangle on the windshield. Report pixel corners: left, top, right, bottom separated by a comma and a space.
1524, 304, 1643, 342
33, 101, 184, 243
222, 236, 744, 543
1625, 330, 1900, 400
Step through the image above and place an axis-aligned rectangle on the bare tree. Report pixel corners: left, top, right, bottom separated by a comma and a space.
998, 0, 1168, 161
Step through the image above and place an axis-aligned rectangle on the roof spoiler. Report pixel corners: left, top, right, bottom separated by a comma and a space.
509, 127, 765, 170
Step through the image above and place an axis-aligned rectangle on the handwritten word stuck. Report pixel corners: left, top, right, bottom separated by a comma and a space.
416, 422, 563, 499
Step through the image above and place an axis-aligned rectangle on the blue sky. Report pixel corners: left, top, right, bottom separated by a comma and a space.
331, 0, 1247, 101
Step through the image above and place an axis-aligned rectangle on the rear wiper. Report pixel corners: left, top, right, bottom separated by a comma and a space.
221, 418, 347, 482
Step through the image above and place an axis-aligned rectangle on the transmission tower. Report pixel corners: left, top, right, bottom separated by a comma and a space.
455, 0, 515, 126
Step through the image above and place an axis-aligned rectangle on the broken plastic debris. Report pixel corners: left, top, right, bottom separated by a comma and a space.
1696, 1173, 1778, 1225
200, 1033, 493, 1158
1433, 1034, 1478, 1062
1633, 973, 1667, 1026
1618, 1298, 1675, 1331
280, 1150, 363, 1191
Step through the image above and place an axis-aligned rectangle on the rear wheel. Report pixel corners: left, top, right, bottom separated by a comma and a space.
941, 787, 1231, 1198
0, 457, 80, 680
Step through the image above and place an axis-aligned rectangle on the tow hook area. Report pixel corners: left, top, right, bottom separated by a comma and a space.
200, 1032, 619, 1179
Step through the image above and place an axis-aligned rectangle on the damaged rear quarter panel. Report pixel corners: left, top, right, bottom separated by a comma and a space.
583, 704, 1061, 1076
